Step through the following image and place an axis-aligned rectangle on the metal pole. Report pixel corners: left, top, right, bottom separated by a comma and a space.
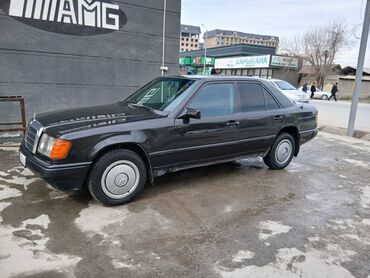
161, 0, 167, 76
202, 24, 208, 74
347, 0, 370, 136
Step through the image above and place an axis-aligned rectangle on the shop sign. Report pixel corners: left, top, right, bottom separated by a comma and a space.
179, 57, 192, 65
271, 55, 299, 68
215, 55, 270, 69
190, 57, 215, 66
0, 0, 127, 35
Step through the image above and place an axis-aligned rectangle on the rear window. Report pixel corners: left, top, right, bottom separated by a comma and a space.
237, 82, 265, 112
264, 89, 280, 110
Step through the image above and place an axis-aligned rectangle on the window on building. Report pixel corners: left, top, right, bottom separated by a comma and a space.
186, 43, 188, 46
237, 83, 266, 112
189, 83, 235, 117
260, 69, 268, 78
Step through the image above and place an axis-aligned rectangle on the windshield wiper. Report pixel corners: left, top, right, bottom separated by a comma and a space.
127, 102, 168, 116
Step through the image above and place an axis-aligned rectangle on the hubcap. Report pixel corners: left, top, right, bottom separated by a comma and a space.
275, 139, 293, 164
101, 160, 140, 199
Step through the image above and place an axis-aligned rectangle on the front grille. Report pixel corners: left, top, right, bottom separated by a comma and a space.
25, 120, 43, 153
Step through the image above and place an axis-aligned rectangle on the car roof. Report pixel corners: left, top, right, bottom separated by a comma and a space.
175, 75, 269, 82
165, 75, 295, 109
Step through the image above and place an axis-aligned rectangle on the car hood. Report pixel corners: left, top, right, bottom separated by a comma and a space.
34, 102, 167, 136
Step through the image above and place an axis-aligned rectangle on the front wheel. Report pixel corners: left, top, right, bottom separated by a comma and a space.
263, 133, 295, 170
88, 149, 147, 205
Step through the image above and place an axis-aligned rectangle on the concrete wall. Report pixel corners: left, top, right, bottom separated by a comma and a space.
338, 78, 370, 100
0, 0, 181, 123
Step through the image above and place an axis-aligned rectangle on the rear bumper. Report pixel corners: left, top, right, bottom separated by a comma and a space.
19, 144, 92, 191
299, 128, 319, 145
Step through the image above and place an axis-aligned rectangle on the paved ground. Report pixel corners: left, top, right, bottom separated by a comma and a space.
312, 100, 370, 132
0, 132, 370, 278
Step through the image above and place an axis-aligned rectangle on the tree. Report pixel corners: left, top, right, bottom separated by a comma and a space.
280, 21, 350, 89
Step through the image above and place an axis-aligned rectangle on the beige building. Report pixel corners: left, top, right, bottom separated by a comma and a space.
204, 29, 279, 48
180, 24, 201, 52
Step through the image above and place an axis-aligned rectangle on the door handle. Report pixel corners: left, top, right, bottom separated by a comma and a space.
272, 115, 284, 121
226, 120, 239, 127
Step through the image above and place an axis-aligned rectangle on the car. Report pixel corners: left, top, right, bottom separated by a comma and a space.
298, 86, 331, 100
19, 76, 318, 205
269, 79, 310, 103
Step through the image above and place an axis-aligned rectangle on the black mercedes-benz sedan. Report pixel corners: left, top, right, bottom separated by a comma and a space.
19, 76, 318, 205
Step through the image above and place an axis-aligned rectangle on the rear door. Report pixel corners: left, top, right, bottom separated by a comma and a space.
233, 81, 283, 155
173, 82, 240, 166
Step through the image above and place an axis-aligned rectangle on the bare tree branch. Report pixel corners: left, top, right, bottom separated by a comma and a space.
280, 20, 350, 89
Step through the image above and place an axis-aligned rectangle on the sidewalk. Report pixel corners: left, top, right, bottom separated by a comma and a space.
311, 99, 370, 134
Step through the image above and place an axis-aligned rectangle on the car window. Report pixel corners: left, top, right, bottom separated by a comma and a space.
274, 80, 296, 90
264, 89, 280, 110
237, 82, 266, 112
188, 83, 235, 117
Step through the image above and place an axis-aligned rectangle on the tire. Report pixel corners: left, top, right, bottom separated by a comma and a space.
263, 133, 295, 170
88, 149, 147, 206
321, 95, 329, 100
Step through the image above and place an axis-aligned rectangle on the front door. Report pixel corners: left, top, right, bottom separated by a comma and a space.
173, 82, 239, 167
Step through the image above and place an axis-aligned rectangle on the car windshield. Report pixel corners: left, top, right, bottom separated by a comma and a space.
125, 78, 196, 112
274, 80, 296, 90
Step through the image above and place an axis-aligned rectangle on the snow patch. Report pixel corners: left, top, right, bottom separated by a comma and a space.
223, 205, 233, 213
112, 258, 140, 269
74, 201, 130, 236
0, 214, 80, 277
360, 186, 370, 209
344, 159, 370, 170
258, 220, 292, 241
0, 184, 22, 201
215, 247, 355, 278
232, 250, 255, 263
0, 176, 38, 190
0, 171, 9, 177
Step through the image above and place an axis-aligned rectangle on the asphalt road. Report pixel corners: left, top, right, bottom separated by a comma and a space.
1, 132, 370, 277
311, 100, 370, 132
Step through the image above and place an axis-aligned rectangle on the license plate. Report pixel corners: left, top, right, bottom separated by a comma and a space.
19, 152, 26, 167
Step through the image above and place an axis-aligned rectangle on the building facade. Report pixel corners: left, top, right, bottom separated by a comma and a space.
179, 43, 277, 75
214, 55, 301, 86
180, 24, 201, 52
204, 29, 279, 49
0, 0, 181, 122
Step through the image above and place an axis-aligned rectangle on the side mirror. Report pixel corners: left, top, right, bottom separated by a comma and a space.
178, 107, 201, 120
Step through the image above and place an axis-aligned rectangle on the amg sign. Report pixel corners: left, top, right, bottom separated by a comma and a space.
1, 0, 127, 35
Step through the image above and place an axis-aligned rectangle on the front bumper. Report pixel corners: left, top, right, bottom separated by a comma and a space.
19, 144, 92, 191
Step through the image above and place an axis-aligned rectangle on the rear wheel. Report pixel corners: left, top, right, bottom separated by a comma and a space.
321, 94, 329, 100
88, 149, 147, 205
263, 133, 295, 170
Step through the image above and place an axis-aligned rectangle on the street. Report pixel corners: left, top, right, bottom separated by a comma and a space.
311, 100, 370, 132
1, 132, 370, 277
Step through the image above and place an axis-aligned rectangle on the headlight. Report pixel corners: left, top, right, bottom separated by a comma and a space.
37, 134, 71, 160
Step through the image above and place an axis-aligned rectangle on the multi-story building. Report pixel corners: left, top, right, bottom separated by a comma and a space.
180, 24, 201, 52
204, 29, 279, 49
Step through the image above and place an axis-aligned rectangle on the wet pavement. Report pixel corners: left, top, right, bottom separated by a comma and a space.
0, 131, 370, 278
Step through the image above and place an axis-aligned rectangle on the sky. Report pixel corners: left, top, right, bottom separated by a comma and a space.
181, 0, 369, 67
